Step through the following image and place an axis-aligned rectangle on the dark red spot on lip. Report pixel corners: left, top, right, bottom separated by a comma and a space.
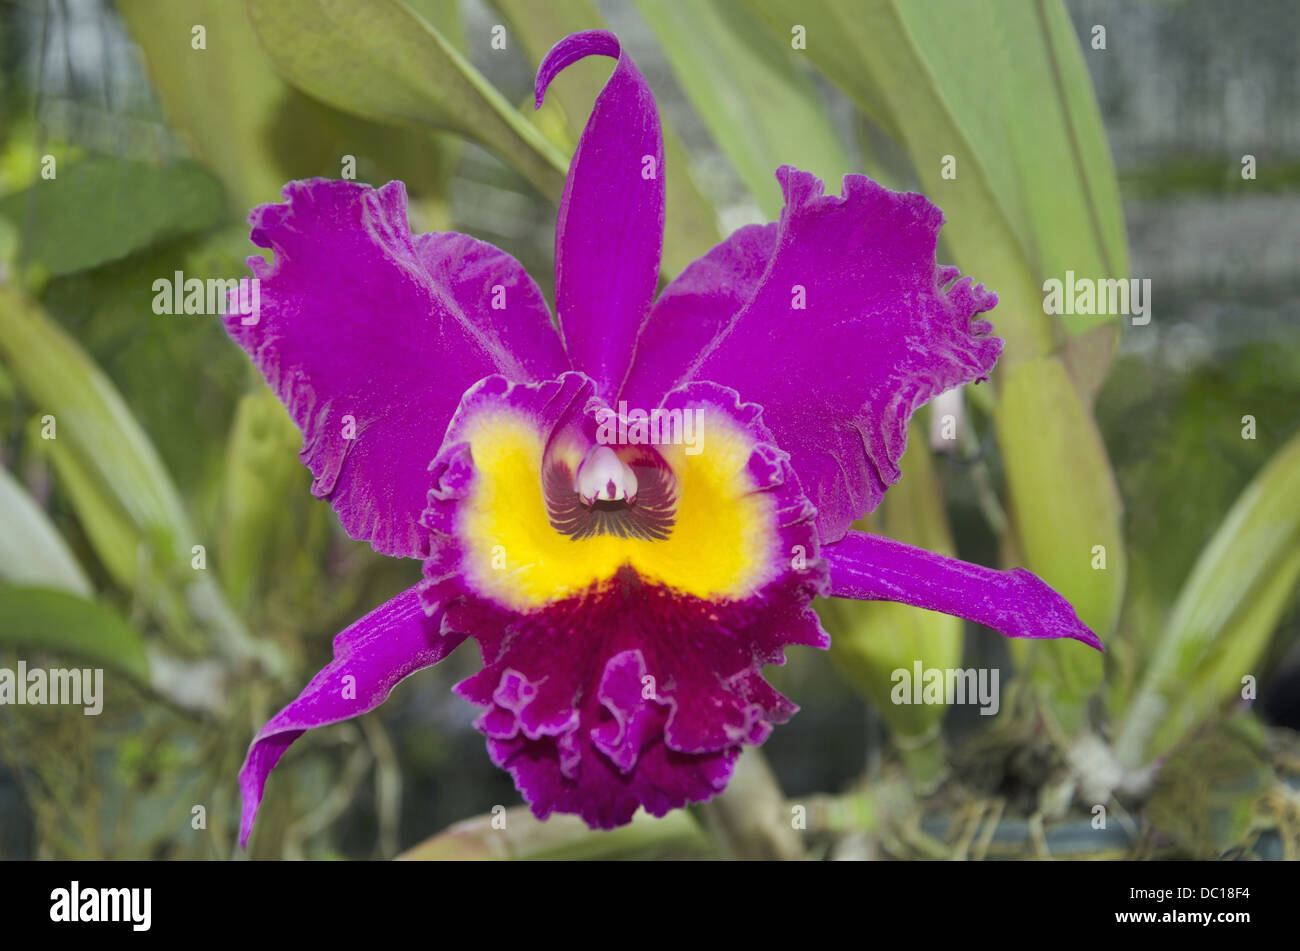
447, 559, 822, 829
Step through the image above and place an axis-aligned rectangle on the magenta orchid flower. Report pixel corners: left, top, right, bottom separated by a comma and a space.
227, 30, 1101, 845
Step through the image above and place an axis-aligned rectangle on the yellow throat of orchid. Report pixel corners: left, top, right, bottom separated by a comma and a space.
453, 404, 782, 612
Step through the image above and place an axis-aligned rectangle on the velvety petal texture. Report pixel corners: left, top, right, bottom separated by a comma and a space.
536, 30, 665, 401
824, 530, 1102, 650
238, 585, 466, 846
225, 179, 568, 558
621, 167, 1002, 543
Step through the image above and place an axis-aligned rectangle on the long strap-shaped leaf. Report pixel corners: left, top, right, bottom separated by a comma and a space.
120, 0, 466, 213
999, 356, 1122, 727
634, 0, 852, 221
1115, 430, 1300, 768
492, 0, 721, 277
0, 285, 278, 675
244, 0, 569, 198
0, 465, 93, 597
0, 585, 150, 684
119, 0, 291, 210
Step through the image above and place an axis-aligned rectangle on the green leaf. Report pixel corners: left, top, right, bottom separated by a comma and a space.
1115, 430, 1300, 768
120, 0, 465, 217
0, 284, 194, 560
492, 0, 721, 276
0, 157, 224, 280
396, 805, 709, 861
889, 0, 1127, 309
0, 286, 276, 672
0, 585, 150, 683
749, 0, 1129, 361
0, 464, 93, 597
39, 224, 254, 493
35, 430, 195, 647
244, 0, 568, 198
118, 0, 293, 210
998, 356, 1124, 727
217, 388, 311, 609
635, 0, 851, 220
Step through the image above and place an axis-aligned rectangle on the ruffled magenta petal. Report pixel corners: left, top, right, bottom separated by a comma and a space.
237, 585, 467, 846
225, 178, 567, 558
824, 530, 1103, 650
621, 167, 1002, 543
446, 562, 823, 828
536, 30, 664, 401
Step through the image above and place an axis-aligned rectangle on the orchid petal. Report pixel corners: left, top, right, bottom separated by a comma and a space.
622, 167, 1002, 542
237, 584, 467, 846
225, 178, 567, 558
536, 30, 665, 400
824, 529, 1102, 650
